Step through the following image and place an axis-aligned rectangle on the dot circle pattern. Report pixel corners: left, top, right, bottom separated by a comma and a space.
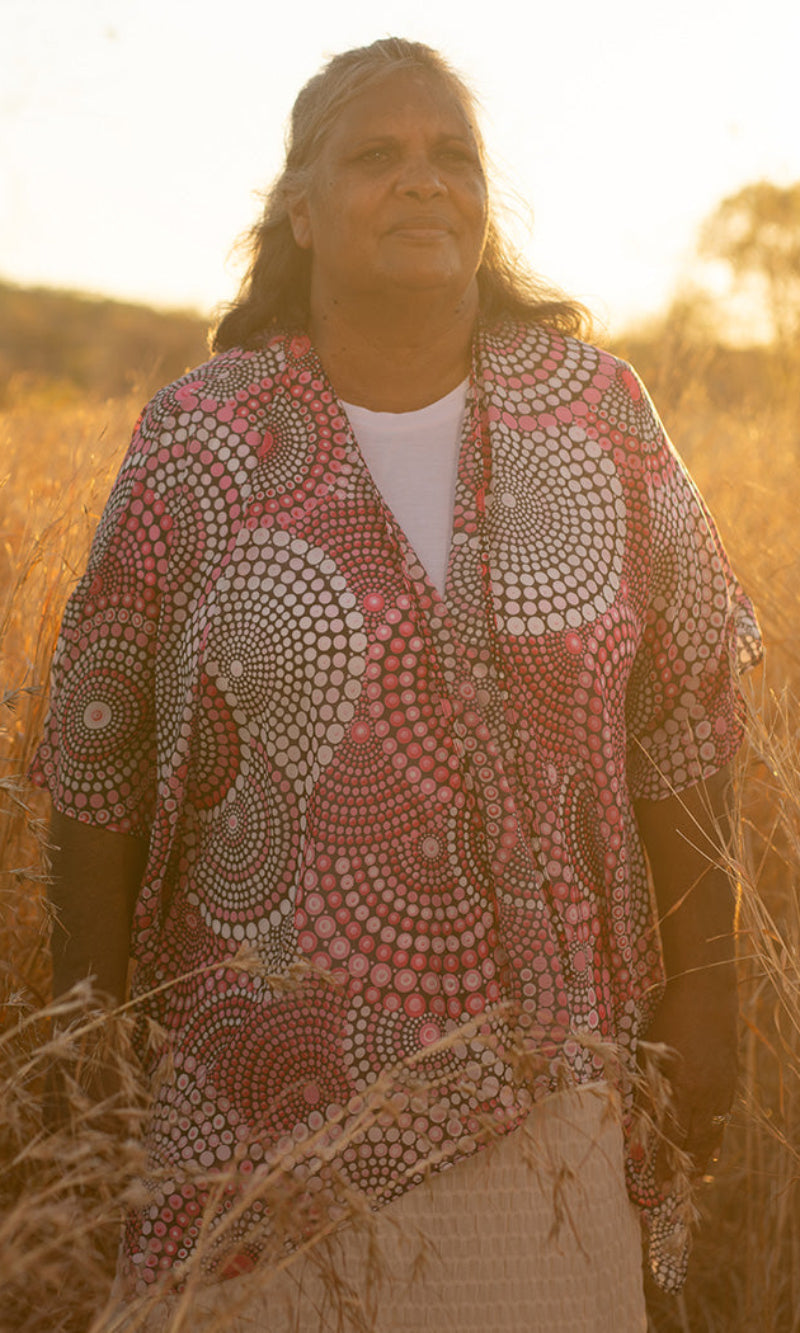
31, 322, 760, 1289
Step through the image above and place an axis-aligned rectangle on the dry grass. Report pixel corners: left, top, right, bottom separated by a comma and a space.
636, 353, 800, 1331
1, 344, 798, 1331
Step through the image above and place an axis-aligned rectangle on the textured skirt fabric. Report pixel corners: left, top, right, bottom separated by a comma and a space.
132, 1083, 647, 1333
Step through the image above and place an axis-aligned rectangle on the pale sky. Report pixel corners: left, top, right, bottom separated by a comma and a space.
2, 0, 799, 337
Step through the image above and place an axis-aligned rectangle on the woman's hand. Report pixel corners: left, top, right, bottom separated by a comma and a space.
642, 972, 738, 1181
635, 766, 739, 1183
44, 809, 148, 1130
48, 808, 147, 1006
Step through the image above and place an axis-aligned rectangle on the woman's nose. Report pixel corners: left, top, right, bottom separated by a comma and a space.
396, 155, 445, 197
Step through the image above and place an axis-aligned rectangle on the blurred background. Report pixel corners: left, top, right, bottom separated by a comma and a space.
2, 0, 799, 336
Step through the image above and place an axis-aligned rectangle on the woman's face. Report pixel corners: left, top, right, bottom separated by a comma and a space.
289, 68, 489, 312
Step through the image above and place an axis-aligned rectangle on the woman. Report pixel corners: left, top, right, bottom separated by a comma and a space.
33, 37, 761, 1332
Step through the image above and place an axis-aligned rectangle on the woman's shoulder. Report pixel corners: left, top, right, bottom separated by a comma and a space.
480, 315, 632, 381
480, 317, 663, 446
142, 336, 292, 424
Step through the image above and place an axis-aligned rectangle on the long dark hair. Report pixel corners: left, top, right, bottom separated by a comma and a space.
212, 38, 589, 351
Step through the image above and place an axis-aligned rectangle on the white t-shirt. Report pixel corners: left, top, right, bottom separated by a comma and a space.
342, 380, 468, 597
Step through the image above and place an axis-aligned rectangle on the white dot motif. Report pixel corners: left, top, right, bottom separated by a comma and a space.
83, 701, 112, 730
487, 442, 626, 636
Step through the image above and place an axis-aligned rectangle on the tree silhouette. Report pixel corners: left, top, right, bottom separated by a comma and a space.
700, 181, 800, 344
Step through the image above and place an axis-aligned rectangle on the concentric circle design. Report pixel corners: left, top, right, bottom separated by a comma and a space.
193, 742, 300, 936
444, 797, 492, 911
161, 484, 208, 591
484, 443, 626, 634
301, 495, 410, 609
30, 326, 759, 1290
186, 674, 241, 810
304, 720, 422, 849
202, 531, 366, 779
342, 995, 471, 1089
559, 768, 609, 900
61, 662, 150, 760
250, 394, 330, 497
181, 986, 353, 1133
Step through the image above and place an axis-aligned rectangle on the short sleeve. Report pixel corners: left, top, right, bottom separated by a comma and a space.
29, 409, 166, 835
625, 385, 762, 802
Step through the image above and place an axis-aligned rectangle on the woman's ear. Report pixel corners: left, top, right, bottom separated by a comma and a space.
286, 191, 313, 251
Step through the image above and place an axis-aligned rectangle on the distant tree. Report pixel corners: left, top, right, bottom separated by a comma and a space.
700, 181, 800, 344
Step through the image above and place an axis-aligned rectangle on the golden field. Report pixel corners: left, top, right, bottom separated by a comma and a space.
0, 285, 798, 1332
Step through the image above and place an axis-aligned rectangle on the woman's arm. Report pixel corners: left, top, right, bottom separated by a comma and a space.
634, 765, 738, 1176
48, 808, 148, 1006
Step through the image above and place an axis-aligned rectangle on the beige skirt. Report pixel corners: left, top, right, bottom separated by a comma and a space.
119, 1083, 646, 1333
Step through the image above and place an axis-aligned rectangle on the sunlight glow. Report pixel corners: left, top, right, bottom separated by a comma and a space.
2, 0, 799, 334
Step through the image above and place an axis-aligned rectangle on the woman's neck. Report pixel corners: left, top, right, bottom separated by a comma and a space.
308, 285, 478, 412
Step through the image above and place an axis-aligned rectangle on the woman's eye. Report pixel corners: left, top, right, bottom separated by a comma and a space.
351, 144, 480, 171
438, 146, 480, 168
357, 147, 391, 164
